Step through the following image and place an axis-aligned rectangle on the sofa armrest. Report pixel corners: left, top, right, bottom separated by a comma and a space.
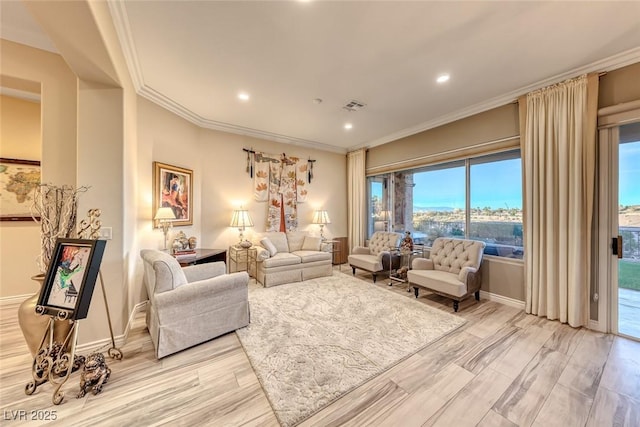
412, 258, 434, 270
254, 246, 270, 261
182, 261, 226, 282
352, 246, 370, 255
458, 266, 478, 283
376, 250, 390, 261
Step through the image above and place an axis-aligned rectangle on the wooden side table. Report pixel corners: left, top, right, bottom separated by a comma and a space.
175, 248, 226, 267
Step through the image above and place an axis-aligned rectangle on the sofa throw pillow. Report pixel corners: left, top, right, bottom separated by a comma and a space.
302, 236, 322, 251
261, 237, 278, 256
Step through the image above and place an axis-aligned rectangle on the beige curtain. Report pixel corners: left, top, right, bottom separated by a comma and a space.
347, 149, 366, 252
519, 73, 598, 327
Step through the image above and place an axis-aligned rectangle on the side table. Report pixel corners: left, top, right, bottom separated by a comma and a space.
388, 248, 422, 287
229, 245, 257, 277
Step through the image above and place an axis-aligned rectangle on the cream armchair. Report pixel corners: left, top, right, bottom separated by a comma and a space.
348, 231, 402, 283
407, 238, 485, 312
140, 250, 249, 358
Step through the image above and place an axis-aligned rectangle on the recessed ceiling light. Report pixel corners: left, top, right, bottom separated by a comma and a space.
344, 123, 353, 130
238, 92, 250, 101
436, 74, 450, 84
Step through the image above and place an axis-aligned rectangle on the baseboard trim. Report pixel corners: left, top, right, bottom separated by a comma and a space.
76, 301, 148, 354
588, 319, 606, 333
479, 290, 525, 310
0, 294, 32, 306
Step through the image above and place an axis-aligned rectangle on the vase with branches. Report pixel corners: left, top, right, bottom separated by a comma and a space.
18, 184, 89, 357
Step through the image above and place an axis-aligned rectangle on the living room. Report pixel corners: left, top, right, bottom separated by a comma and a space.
1, 1, 640, 426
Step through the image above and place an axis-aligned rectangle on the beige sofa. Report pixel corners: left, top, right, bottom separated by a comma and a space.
140, 249, 249, 358
348, 231, 402, 283
253, 231, 332, 287
407, 238, 485, 312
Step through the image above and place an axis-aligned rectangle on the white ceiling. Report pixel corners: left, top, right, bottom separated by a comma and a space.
3, 1, 640, 153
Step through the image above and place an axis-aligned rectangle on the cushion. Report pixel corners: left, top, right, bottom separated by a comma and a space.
302, 236, 322, 251
260, 237, 278, 256
292, 250, 332, 263
286, 231, 307, 252
265, 232, 290, 253
262, 252, 302, 268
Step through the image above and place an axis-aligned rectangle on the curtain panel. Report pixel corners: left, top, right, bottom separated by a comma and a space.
347, 149, 366, 252
519, 73, 599, 327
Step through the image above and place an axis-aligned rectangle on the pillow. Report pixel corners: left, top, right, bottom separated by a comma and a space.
301, 236, 322, 251
260, 237, 278, 256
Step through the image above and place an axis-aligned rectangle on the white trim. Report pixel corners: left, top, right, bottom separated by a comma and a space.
479, 290, 525, 310
0, 293, 33, 306
0, 87, 41, 102
76, 301, 148, 354
588, 319, 606, 333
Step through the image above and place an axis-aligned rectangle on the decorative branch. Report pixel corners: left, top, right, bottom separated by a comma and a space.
31, 184, 89, 272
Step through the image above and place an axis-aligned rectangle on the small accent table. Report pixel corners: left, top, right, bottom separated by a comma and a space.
388, 248, 422, 287
229, 245, 257, 276
175, 248, 226, 267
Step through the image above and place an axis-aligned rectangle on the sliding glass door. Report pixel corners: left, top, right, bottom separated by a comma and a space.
617, 125, 640, 339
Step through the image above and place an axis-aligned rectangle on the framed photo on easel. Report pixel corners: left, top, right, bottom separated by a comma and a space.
36, 238, 106, 320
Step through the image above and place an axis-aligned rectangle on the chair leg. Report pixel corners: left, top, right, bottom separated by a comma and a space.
351, 266, 356, 276
413, 286, 419, 298
453, 301, 459, 312
475, 290, 480, 301
372, 273, 377, 283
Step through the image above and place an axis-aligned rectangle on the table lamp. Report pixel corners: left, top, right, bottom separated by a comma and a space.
154, 207, 176, 250
312, 210, 331, 240
230, 208, 253, 248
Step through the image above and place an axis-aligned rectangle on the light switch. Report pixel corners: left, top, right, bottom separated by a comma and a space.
100, 227, 113, 240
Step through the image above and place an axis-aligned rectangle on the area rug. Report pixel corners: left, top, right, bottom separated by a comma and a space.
235, 273, 467, 426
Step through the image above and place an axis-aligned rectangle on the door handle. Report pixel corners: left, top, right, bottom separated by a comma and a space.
612, 235, 623, 259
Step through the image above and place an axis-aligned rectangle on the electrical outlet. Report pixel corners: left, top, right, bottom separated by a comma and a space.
100, 227, 113, 240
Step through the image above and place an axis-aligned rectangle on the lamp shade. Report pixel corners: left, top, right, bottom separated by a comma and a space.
154, 207, 176, 220
230, 209, 254, 228
381, 210, 391, 221
312, 210, 331, 225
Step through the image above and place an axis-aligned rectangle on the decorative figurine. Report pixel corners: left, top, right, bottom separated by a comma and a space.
400, 231, 413, 252
77, 352, 111, 398
188, 236, 197, 250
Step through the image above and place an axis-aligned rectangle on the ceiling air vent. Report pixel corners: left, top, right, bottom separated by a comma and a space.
343, 100, 366, 112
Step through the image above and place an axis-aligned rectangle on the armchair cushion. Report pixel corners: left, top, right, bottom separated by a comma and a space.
182, 261, 226, 283
260, 237, 278, 256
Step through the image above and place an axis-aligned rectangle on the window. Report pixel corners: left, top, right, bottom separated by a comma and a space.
469, 151, 523, 258
366, 149, 523, 259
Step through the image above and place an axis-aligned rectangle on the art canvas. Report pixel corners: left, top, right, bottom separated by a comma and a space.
38, 239, 106, 320
153, 162, 193, 227
0, 158, 41, 221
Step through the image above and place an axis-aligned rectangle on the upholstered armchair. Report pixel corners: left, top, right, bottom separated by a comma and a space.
140, 250, 249, 358
407, 238, 486, 312
348, 231, 402, 282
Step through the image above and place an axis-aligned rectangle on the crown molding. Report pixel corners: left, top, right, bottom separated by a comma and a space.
351, 46, 640, 152
108, 0, 144, 92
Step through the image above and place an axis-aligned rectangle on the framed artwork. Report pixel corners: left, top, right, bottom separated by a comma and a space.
0, 158, 41, 221
36, 238, 106, 320
153, 161, 193, 227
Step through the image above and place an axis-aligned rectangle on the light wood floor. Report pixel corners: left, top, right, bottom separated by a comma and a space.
1, 267, 639, 426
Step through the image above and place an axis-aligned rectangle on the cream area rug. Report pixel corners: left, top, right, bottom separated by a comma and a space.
235, 273, 467, 427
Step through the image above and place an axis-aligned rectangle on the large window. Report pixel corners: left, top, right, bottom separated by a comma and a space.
367, 149, 523, 259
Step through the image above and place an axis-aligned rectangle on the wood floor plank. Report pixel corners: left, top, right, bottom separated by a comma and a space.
477, 409, 519, 427
599, 336, 640, 401
423, 367, 512, 427
586, 387, 640, 427
531, 382, 593, 427
493, 347, 569, 427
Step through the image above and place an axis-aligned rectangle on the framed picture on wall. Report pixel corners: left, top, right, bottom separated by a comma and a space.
0, 158, 41, 221
36, 238, 106, 320
153, 161, 193, 227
